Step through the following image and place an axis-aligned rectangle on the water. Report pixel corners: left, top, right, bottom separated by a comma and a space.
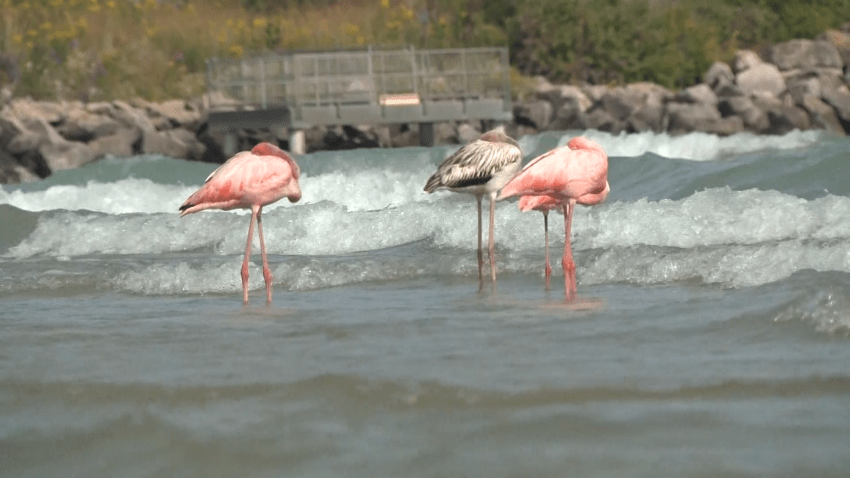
2, 129, 849, 477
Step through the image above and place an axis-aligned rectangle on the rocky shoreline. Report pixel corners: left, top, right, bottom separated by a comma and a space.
2, 32, 849, 184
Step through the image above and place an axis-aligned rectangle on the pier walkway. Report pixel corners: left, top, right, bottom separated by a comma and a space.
204, 46, 512, 154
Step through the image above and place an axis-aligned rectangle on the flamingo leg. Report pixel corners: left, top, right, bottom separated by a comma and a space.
562, 201, 577, 302
256, 207, 273, 304
476, 194, 484, 285
488, 191, 497, 283
242, 208, 258, 305
543, 210, 551, 290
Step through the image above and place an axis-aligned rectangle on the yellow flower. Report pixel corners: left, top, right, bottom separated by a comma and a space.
107, 0, 115, 8
253, 18, 267, 29
49, 0, 63, 6
12, 34, 23, 44
344, 24, 359, 36
381, 0, 388, 7
228, 44, 243, 57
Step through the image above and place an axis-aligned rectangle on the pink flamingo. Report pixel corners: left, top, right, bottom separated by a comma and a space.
518, 194, 563, 288
424, 129, 522, 284
500, 137, 609, 301
179, 142, 302, 304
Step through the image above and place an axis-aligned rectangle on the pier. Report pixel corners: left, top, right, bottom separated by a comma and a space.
204, 46, 512, 154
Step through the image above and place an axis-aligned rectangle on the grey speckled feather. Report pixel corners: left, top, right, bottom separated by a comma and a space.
423, 132, 522, 193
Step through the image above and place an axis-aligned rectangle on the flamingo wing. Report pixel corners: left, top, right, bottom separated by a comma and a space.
424, 139, 522, 192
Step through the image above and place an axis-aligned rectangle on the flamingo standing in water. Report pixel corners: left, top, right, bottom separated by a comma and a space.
500, 137, 609, 301
518, 194, 563, 288
424, 129, 522, 284
179, 142, 302, 304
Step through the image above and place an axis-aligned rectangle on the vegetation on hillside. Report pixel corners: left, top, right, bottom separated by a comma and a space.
0, 0, 848, 102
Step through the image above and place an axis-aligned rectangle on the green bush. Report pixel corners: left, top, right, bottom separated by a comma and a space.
1, 0, 849, 101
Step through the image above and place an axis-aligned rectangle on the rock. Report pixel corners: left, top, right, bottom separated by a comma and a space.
433, 122, 458, 145
818, 29, 850, 69
718, 96, 770, 132
600, 86, 646, 120
391, 128, 419, 148
800, 94, 845, 134
666, 102, 722, 134
785, 73, 823, 105
706, 116, 744, 136
770, 39, 843, 71
143, 99, 203, 131
111, 100, 155, 132
734, 50, 763, 73
626, 88, 667, 132
676, 84, 718, 105
513, 100, 552, 129
39, 140, 97, 172
753, 98, 811, 134
88, 127, 143, 158
736, 63, 786, 97
585, 107, 624, 133
56, 107, 121, 142
822, 87, 850, 124
581, 84, 609, 103
457, 123, 481, 143
141, 128, 204, 159
86, 102, 115, 116
536, 83, 592, 112
548, 96, 588, 131
4, 98, 66, 124
0, 149, 36, 183
704, 62, 735, 90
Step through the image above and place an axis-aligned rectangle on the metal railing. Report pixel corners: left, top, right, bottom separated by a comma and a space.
205, 46, 511, 126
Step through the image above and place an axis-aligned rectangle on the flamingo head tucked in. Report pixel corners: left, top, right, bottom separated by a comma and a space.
251, 142, 302, 203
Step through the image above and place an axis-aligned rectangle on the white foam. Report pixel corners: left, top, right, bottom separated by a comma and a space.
582, 239, 850, 289
9, 188, 850, 261
0, 179, 197, 214
570, 129, 823, 160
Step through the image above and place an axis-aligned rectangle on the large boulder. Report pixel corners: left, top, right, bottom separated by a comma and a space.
513, 100, 552, 130
733, 50, 763, 73
718, 96, 770, 133
769, 39, 843, 71
141, 128, 205, 159
536, 83, 592, 112
138, 99, 203, 131
627, 90, 666, 132
111, 100, 156, 132
599, 86, 646, 121
676, 83, 718, 106
704, 61, 735, 92
736, 63, 787, 97
800, 94, 846, 135
547, 96, 588, 131
87, 127, 143, 158
785, 73, 823, 105
753, 97, 811, 134
818, 29, 850, 69
666, 102, 723, 134
4, 98, 67, 124
56, 107, 121, 142
585, 107, 624, 133
457, 122, 481, 143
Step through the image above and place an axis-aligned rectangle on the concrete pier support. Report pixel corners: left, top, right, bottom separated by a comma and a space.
223, 133, 237, 157
419, 122, 434, 147
289, 130, 306, 155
